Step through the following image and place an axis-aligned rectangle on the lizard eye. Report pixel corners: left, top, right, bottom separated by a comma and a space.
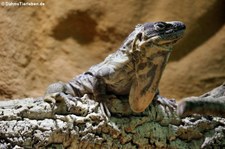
154, 22, 166, 30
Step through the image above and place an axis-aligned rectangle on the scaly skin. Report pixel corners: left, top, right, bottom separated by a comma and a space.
177, 83, 225, 118
45, 21, 185, 113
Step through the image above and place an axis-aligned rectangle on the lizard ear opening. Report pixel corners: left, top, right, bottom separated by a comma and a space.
129, 32, 143, 53
136, 32, 143, 41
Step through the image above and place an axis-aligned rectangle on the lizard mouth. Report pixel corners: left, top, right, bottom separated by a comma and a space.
156, 29, 185, 45
140, 30, 184, 47
145, 29, 185, 47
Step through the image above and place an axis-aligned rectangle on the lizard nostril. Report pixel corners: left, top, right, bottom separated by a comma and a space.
178, 23, 186, 30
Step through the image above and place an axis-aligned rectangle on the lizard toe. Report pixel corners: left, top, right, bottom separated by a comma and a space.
100, 102, 111, 120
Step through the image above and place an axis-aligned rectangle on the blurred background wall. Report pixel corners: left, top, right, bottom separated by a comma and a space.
0, 0, 224, 100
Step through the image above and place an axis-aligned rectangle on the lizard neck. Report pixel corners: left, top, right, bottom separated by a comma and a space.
148, 50, 171, 92
135, 46, 171, 93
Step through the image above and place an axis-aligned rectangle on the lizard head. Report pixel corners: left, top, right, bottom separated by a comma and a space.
143, 21, 185, 46
129, 21, 185, 53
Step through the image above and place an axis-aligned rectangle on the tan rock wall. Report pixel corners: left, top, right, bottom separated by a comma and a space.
0, 0, 224, 100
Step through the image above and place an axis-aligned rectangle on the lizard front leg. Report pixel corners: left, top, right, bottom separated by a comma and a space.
73, 72, 111, 118
44, 81, 67, 104
91, 75, 111, 118
153, 89, 176, 110
44, 82, 76, 111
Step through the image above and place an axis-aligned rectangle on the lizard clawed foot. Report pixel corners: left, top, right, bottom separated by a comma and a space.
44, 93, 59, 104
100, 102, 111, 120
95, 94, 112, 120
176, 100, 188, 117
153, 95, 176, 110
44, 92, 76, 112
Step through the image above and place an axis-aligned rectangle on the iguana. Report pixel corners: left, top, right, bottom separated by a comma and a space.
44, 21, 185, 116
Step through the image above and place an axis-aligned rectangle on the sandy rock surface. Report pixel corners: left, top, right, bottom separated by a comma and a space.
0, 0, 224, 100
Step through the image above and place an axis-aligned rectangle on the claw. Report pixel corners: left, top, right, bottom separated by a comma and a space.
100, 102, 111, 120
103, 102, 111, 117
44, 93, 59, 104
154, 96, 176, 109
44, 92, 76, 112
